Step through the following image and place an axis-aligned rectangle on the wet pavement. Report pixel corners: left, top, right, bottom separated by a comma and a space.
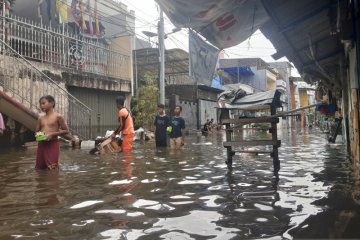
0, 126, 360, 239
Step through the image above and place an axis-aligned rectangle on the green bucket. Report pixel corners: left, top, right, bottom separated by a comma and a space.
35, 132, 46, 141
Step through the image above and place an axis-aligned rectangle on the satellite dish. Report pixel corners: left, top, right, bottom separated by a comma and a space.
142, 31, 157, 38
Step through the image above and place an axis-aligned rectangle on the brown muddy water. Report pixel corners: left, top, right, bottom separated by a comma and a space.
0, 127, 360, 239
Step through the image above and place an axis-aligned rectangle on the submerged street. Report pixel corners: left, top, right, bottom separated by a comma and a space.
0, 125, 359, 239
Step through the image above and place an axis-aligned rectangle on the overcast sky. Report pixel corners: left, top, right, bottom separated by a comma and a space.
120, 0, 300, 77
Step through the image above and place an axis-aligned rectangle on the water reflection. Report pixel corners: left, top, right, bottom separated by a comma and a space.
34, 171, 62, 205
0, 127, 359, 239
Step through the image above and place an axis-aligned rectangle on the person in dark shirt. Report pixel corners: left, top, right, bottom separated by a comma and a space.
169, 105, 185, 149
202, 119, 210, 135
154, 103, 170, 147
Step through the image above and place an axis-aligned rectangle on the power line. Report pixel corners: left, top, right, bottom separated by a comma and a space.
98, 1, 156, 26
167, 35, 186, 50
223, 50, 276, 58
167, 34, 188, 51
84, 1, 160, 46
57, 1, 161, 49
60, 1, 157, 32
121, 0, 158, 20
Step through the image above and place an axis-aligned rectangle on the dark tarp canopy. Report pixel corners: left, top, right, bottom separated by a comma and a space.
218, 89, 282, 110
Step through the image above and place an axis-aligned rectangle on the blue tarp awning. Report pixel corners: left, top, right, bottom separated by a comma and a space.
221, 66, 254, 79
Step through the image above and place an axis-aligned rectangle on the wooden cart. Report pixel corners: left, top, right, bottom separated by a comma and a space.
218, 90, 282, 173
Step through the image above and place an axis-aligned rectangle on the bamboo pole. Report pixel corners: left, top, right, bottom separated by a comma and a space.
274, 102, 324, 117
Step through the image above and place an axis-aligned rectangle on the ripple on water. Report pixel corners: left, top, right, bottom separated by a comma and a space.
132, 199, 158, 208
70, 200, 104, 209
185, 176, 198, 180
208, 185, 225, 191
211, 175, 224, 179
170, 201, 194, 205
140, 179, 159, 183
108, 179, 133, 185
0, 129, 355, 239
153, 210, 239, 239
131, 200, 175, 212
178, 180, 211, 185
100, 229, 144, 240
170, 195, 191, 199
160, 232, 195, 240
72, 220, 95, 227
238, 183, 252, 187
254, 203, 273, 211
145, 204, 175, 211
95, 209, 126, 214
150, 188, 162, 192
256, 217, 269, 222
126, 211, 145, 217
199, 195, 222, 207
11, 233, 41, 238
30, 220, 54, 226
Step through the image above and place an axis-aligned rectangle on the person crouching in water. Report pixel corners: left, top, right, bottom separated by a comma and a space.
169, 105, 185, 149
111, 96, 135, 153
35, 95, 69, 170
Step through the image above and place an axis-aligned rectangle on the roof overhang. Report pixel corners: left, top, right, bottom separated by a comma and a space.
260, 0, 351, 90
157, 0, 352, 91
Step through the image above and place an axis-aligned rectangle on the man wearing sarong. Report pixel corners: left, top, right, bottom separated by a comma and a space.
111, 96, 135, 153
35, 95, 69, 170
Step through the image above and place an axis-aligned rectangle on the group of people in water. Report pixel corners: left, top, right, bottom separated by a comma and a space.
35, 95, 186, 170
202, 118, 217, 134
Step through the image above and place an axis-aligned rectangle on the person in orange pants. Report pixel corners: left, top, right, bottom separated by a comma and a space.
111, 96, 134, 153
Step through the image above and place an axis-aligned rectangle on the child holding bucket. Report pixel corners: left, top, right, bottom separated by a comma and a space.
35, 95, 69, 170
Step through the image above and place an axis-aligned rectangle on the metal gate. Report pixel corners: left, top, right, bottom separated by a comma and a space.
68, 87, 124, 136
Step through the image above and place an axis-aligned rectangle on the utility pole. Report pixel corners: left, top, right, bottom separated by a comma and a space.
158, 9, 165, 105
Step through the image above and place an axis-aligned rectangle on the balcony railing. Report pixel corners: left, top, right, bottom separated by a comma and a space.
0, 39, 92, 139
0, 14, 131, 80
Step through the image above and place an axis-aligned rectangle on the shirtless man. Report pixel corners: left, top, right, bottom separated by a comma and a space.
35, 95, 69, 170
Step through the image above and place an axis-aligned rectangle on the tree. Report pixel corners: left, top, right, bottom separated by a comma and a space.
132, 72, 159, 130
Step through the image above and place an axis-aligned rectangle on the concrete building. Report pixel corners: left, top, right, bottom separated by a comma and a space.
134, 47, 223, 130
268, 62, 293, 111
296, 81, 316, 108
0, 0, 135, 139
219, 58, 279, 93
166, 85, 223, 130
133, 47, 190, 92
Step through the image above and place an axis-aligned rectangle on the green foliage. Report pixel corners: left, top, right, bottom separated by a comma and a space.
132, 72, 159, 130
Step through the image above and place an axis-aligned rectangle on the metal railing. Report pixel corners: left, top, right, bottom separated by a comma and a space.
0, 14, 131, 80
0, 39, 92, 139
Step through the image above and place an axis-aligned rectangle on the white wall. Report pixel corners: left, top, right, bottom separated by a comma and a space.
199, 100, 218, 125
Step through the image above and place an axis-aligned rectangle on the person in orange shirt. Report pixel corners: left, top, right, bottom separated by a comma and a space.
111, 96, 135, 153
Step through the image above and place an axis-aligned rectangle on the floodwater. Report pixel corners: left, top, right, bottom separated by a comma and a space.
0, 126, 360, 239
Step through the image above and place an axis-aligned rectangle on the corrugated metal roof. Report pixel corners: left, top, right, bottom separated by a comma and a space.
220, 58, 269, 69
134, 48, 189, 75
260, 0, 349, 89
